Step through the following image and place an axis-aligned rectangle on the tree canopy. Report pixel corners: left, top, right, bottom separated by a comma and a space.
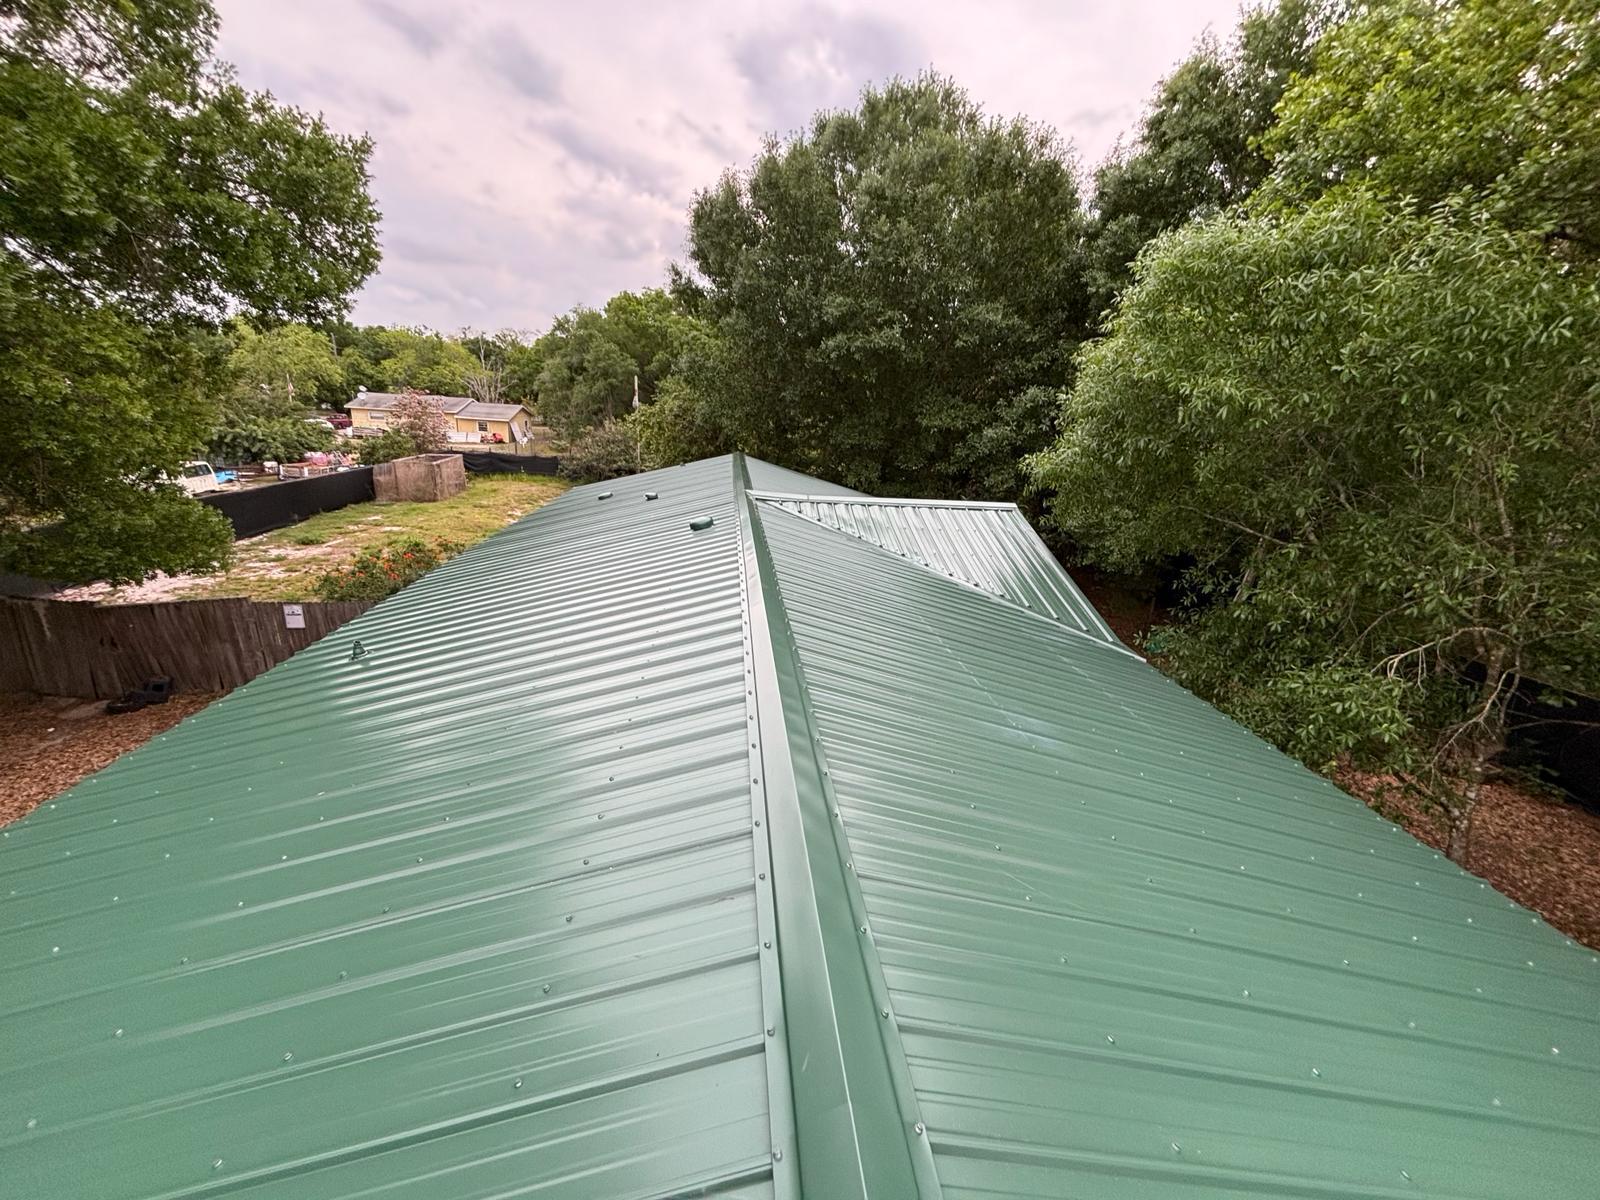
1085, 0, 1332, 313
670, 74, 1091, 497
1260, 0, 1599, 255
0, 0, 379, 582
1028, 0, 1600, 857
530, 289, 702, 439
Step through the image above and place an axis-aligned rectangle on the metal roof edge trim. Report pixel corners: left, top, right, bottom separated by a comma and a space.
734, 455, 942, 1199
1005, 506, 1123, 647
754, 497, 1144, 662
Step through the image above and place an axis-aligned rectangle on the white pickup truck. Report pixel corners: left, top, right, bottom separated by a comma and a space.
174, 461, 234, 496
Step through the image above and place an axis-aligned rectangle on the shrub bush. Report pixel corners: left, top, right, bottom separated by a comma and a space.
356, 428, 420, 465
313, 536, 464, 601
558, 419, 642, 482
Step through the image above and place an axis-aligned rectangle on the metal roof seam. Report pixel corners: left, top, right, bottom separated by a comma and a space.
734, 454, 942, 1199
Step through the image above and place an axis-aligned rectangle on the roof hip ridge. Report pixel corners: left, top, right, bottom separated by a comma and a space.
733, 453, 945, 1199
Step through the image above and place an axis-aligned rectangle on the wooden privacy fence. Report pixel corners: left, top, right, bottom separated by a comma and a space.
0, 597, 372, 699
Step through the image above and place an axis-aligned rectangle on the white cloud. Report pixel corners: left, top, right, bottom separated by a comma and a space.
215, 0, 1238, 331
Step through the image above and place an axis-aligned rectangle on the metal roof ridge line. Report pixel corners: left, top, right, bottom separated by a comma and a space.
733, 453, 944, 1199
746, 489, 1016, 511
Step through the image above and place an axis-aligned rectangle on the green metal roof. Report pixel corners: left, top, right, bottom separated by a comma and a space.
2, 453, 1596, 1198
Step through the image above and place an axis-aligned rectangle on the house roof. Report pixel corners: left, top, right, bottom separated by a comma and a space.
348, 391, 474, 413
457, 401, 530, 421
2, 454, 1596, 1199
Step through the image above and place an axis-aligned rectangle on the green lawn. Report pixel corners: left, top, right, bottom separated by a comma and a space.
178, 474, 569, 601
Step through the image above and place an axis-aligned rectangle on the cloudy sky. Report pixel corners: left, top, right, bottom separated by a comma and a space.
216, 1, 1242, 334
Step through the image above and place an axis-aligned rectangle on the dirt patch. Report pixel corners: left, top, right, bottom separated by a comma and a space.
0, 691, 224, 826
1072, 567, 1167, 646
1338, 765, 1600, 950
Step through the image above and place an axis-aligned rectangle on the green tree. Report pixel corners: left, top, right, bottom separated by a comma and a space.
0, 0, 379, 582
674, 74, 1090, 498
531, 289, 700, 438
1030, 197, 1600, 860
224, 321, 346, 407
458, 328, 541, 405
370, 327, 477, 396
1087, 1, 1333, 313
1260, 0, 1600, 255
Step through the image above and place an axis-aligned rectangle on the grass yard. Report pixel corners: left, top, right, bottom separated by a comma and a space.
63, 475, 569, 604
193, 474, 568, 601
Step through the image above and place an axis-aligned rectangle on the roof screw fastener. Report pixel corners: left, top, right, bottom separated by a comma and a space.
915, 1122, 926, 1136
597, 491, 612, 500
689, 515, 714, 531
765, 1026, 774, 1037
513, 1078, 523, 1089
350, 640, 369, 661
644, 492, 658, 501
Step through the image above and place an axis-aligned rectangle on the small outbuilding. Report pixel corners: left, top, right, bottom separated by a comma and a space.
2, 454, 1595, 1198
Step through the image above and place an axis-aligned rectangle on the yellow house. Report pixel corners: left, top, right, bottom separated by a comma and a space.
347, 392, 541, 449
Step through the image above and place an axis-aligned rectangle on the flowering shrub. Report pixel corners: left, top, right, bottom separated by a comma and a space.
313, 537, 464, 601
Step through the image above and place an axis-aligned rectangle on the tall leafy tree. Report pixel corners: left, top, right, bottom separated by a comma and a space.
1260, 0, 1599, 256
1086, 0, 1333, 313
0, 0, 379, 582
368, 328, 478, 396
208, 322, 341, 463
1030, 197, 1600, 860
674, 74, 1090, 498
531, 289, 700, 438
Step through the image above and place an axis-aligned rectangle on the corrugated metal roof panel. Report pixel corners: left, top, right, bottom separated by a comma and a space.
753, 498, 1600, 1200
0, 455, 787, 1199
4, 452, 1597, 1199
755, 494, 1121, 647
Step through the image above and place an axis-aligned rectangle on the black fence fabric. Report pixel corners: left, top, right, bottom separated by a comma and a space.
452, 450, 561, 476
200, 468, 376, 539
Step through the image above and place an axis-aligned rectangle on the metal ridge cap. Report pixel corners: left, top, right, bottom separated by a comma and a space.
748, 490, 1018, 511
733, 454, 942, 1200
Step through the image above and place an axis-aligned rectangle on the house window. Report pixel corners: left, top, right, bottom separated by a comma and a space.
370, 412, 385, 422
477, 421, 489, 432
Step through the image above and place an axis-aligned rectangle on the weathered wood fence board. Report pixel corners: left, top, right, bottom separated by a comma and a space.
0, 597, 371, 699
